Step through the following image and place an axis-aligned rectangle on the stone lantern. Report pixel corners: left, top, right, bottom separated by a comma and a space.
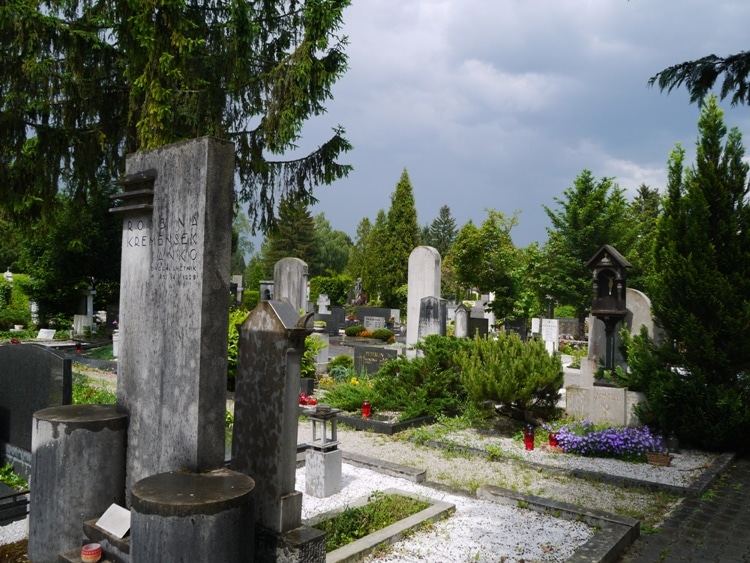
586, 245, 631, 373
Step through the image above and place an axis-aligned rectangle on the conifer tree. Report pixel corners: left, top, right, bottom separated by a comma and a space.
643, 96, 750, 449
424, 205, 458, 257
542, 170, 633, 334
262, 196, 321, 275
0, 0, 352, 231
379, 169, 421, 307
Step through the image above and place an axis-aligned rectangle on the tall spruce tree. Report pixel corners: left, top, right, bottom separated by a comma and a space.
262, 196, 321, 275
423, 205, 458, 257
644, 96, 750, 450
1, 0, 352, 231
542, 170, 633, 334
379, 169, 421, 308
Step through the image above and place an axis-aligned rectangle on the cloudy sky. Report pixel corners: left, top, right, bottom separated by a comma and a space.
287, 0, 750, 248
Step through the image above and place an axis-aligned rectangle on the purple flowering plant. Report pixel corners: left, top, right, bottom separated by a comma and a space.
542, 419, 664, 463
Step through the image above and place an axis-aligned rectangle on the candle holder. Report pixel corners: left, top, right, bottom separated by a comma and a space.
523, 425, 535, 451
548, 432, 558, 447
361, 400, 371, 419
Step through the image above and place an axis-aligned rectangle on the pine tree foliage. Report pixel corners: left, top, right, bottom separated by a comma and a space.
378, 169, 421, 307
542, 170, 633, 329
457, 332, 562, 422
313, 212, 351, 275
625, 184, 662, 291
423, 204, 457, 257
262, 195, 320, 274
0, 0, 352, 231
649, 96, 750, 379
649, 51, 750, 107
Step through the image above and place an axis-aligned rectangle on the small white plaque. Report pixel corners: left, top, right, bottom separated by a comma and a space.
96, 503, 131, 539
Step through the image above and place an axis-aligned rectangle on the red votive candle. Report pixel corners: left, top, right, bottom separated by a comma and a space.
523, 427, 535, 450
361, 400, 371, 418
549, 432, 558, 447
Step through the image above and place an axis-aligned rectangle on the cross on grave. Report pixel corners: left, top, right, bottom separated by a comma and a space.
317, 294, 330, 314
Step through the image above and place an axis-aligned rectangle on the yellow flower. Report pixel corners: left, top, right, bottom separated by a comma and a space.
350, 377, 360, 386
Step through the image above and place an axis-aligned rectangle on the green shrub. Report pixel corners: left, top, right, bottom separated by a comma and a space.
345, 325, 365, 337
457, 332, 562, 422
328, 365, 354, 382
371, 328, 394, 341
371, 335, 471, 419
241, 290, 260, 311
640, 366, 750, 451
301, 335, 327, 378
329, 354, 354, 370
227, 308, 250, 391
318, 374, 373, 412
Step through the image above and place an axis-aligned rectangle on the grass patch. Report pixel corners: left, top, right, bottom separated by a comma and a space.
72, 372, 116, 404
314, 491, 430, 552
84, 344, 114, 360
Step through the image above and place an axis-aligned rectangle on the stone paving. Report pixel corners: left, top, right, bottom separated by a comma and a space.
618, 452, 750, 562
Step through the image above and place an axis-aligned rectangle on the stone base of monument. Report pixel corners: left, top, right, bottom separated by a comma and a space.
254, 523, 327, 563
305, 448, 342, 497
28, 404, 127, 563
129, 468, 255, 562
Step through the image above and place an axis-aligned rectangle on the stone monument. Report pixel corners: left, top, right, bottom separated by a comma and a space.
114, 136, 234, 493
406, 246, 441, 348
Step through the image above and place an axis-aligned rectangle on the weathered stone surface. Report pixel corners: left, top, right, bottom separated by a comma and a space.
116, 137, 234, 493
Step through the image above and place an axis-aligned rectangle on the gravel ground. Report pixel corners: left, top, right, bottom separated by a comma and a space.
2, 416, 712, 559
298, 463, 592, 562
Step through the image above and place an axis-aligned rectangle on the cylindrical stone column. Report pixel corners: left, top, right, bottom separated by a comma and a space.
28, 404, 127, 563
130, 468, 255, 562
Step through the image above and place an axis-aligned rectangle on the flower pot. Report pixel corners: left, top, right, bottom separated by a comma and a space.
646, 452, 674, 467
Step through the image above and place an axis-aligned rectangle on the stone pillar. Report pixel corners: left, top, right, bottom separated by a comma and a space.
130, 469, 255, 563
274, 257, 309, 314
112, 137, 234, 495
28, 405, 127, 563
406, 247, 441, 348
231, 300, 310, 533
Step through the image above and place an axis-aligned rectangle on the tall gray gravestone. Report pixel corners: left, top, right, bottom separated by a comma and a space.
406, 246, 441, 348
454, 303, 469, 338
274, 258, 308, 313
112, 137, 234, 493
231, 301, 326, 561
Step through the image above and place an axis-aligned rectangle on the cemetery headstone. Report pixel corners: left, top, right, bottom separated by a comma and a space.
406, 246, 441, 347
454, 303, 469, 338
363, 316, 386, 332
418, 296, 447, 340
113, 136, 234, 494
231, 300, 326, 558
316, 294, 330, 314
274, 258, 308, 313
354, 345, 399, 375
467, 317, 488, 338
541, 318, 559, 354
0, 344, 72, 479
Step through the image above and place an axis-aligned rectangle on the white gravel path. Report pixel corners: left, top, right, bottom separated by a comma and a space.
298, 463, 592, 562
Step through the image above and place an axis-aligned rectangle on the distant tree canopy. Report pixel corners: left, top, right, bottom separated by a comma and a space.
0, 0, 352, 232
